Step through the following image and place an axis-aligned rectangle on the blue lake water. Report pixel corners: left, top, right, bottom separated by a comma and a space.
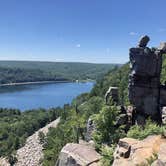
0, 82, 94, 111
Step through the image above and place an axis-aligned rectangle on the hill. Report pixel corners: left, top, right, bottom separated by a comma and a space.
0, 61, 120, 84
42, 54, 166, 165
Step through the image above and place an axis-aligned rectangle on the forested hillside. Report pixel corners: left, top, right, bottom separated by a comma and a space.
0, 61, 119, 84
0, 107, 62, 164
42, 56, 166, 165
2, 56, 166, 165
42, 63, 130, 165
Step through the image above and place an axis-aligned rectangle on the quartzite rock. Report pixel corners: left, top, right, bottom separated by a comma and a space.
113, 135, 166, 166
138, 35, 150, 48
105, 87, 119, 104
129, 36, 163, 123
56, 143, 101, 166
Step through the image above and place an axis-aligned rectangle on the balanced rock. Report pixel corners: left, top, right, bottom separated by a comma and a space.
138, 35, 150, 48
129, 36, 163, 123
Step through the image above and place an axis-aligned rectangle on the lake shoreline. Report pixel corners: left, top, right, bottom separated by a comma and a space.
0, 80, 71, 87
0, 81, 94, 110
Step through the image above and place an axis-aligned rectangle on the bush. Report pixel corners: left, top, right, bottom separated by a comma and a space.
92, 105, 126, 147
127, 119, 164, 140
100, 145, 115, 166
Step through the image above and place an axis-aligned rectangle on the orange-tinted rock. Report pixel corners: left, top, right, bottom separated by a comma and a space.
113, 135, 166, 166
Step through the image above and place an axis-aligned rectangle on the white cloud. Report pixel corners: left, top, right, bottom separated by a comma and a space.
76, 44, 81, 48
55, 58, 64, 62
106, 48, 110, 54
159, 28, 166, 32
129, 32, 138, 36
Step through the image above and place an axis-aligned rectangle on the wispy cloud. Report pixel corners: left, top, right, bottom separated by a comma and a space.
76, 44, 81, 48
106, 48, 110, 54
55, 58, 64, 62
159, 28, 166, 32
129, 32, 138, 36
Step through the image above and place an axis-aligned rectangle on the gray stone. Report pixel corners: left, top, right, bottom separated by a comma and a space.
138, 35, 150, 48
161, 107, 166, 125
105, 87, 118, 104
129, 36, 164, 123
158, 42, 166, 53
56, 143, 101, 166
151, 159, 165, 166
86, 118, 95, 141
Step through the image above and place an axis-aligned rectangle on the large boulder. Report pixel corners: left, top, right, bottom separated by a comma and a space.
56, 143, 101, 166
113, 135, 166, 166
0, 158, 10, 166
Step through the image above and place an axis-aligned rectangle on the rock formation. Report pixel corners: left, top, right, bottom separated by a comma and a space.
129, 36, 166, 124
113, 135, 166, 166
86, 118, 96, 141
105, 87, 119, 104
56, 143, 101, 166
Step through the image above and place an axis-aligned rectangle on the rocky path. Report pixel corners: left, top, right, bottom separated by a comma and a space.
14, 117, 60, 166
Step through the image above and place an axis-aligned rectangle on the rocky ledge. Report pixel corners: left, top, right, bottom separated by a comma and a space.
56, 143, 101, 166
113, 135, 166, 166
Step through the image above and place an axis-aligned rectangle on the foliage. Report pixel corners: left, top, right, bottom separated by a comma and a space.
127, 119, 164, 140
100, 145, 115, 166
90, 63, 129, 105
0, 61, 118, 84
161, 54, 166, 84
0, 107, 61, 158
42, 122, 74, 166
146, 153, 158, 165
38, 131, 45, 144
92, 105, 126, 147
42, 95, 105, 165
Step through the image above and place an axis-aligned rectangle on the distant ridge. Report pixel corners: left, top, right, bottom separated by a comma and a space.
0, 60, 121, 85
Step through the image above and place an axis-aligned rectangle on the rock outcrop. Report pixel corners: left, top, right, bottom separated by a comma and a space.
113, 135, 166, 166
105, 87, 119, 104
129, 36, 166, 124
86, 118, 96, 141
56, 143, 101, 166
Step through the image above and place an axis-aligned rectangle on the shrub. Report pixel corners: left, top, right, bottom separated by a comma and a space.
127, 119, 164, 140
100, 145, 115, 166
92, 105, 126, 147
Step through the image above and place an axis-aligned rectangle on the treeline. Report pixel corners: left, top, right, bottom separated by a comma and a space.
0, 67, 68, 84
0, 107, 62, 159
0, 61, 118, 84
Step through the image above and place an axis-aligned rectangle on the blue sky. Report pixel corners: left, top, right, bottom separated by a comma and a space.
0, 0, 166, 63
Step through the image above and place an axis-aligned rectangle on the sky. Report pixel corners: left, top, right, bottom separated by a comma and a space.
0, 0, 166, 64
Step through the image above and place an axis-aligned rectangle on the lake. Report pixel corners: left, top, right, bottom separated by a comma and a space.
0, 82, 94, 111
